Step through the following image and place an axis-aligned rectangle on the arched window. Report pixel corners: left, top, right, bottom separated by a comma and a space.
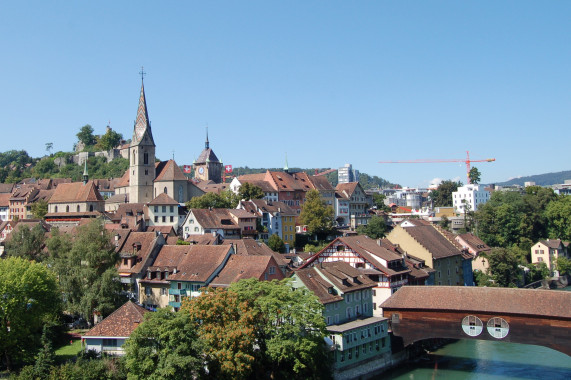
66, 205, 69, 212
144, 152, 149, 165
132, 150, 136, 164
164, 187, 167, 194
178, 185, 184, 203
54, 206, 58, 212
89, 205, 94, 212
77, 205, 80, 212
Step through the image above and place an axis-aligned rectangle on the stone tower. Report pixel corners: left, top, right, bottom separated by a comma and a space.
193, 128, 223, 183
129, 79, 156, 203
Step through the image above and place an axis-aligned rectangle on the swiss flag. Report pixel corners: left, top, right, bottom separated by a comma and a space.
183, 165, 192, 173
225, 165, 233, 174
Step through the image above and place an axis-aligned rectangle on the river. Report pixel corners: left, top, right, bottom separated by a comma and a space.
379, 287, 571, 379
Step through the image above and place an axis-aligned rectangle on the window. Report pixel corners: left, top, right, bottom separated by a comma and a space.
162, 206, 166, 212
355, 305, 361, 315
163, 187, 167, 194
162, 216, 166, 223
346, 293, 352, 303
145, 287, 152, 296
348, 348, 352, 360
102, 339, 117, 348
346, 308, 352, 319
170, 216, 174, 223
77, 205, 80, 212
154, 216, 158, 222
373, 303, 377, 310
144, 152, 149, 165
170, 206, 174, 213
269, 266, 276, 275
160, 288, 167, 296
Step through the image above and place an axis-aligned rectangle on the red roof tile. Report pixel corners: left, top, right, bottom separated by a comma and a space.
83, 301, 148, 338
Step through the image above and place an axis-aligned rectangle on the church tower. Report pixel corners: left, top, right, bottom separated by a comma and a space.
193, 128, 223, 183
129, 75, 156, 203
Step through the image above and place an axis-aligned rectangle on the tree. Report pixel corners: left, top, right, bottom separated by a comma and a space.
546, 195, 571, 241
526, 262, 550, 283
4, 223, 47, 262
186, 190, 239, 209
49, 220, 122, 324
45, 142, 53, 156
299, 189, 335, 238
76, 124, 97, 148
483, 247, 525, 288
356, 215, 388, 239
371, 193, 389, 211
98, 127, 123, 151
229, 279, 332, 380
124, 308, 203, 380
31, 199, 49, 219
555, 257, 571, 276
468, 167, 481, 184
267, 234, 285, 253
182, 288, 258, 380
439, 215, 450, 230
430, 180, 462, 207
238, 182, 264, 200
0, 257, 61, 370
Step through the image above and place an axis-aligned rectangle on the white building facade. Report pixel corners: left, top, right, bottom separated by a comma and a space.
452, 184, 490, 213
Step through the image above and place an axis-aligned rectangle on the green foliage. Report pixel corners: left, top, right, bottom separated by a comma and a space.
97, 128, 123, 151
526, 262, 550, 283
31, 199, 48, 219
237, 182, 264, 200
229, 279, 332, 380
483, 247, 525, 287
182, 288, 258, 380
303, 241, 329, 254
555, 256, 571, 276
5, 224, 47, 262
0, 257, 61, 370
124, 308, 203, 380
48, 221, 122, 324
355, 172, 395, 190
76, 125, 97, 148
0, 150, 35, 183
546, 195, 571, 241
430, 180, 462, 207
371, 193, 390, 212
299, 189, 335, 238
32, 157, 58, 178
468, 167, 481, 184
13, 357, 127, 380
186, 190, 239, 209
439, 215, 450, 230
475, 188, 557, 250
356, 215, 388, 239
267, 234, 286, 253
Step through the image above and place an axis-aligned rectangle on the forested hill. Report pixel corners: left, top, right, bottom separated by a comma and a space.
494, 170, 571, 187
228, 167, 399, 189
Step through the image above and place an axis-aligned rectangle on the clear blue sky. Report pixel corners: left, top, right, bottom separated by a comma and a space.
1, 1, 569, 187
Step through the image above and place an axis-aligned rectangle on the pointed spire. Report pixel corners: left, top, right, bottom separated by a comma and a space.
83, 159, 89, 184
205, 126, 209, 149
284, 152, 289, 173
132, 68, 154, 146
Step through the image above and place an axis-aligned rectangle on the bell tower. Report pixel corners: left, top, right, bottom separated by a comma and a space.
129, 68, 156, 203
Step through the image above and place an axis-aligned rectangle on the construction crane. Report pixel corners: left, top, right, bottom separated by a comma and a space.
378, 151, 495, 184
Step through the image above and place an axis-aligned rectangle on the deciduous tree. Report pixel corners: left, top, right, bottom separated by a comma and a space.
124, 308, 203, 380
299, 189, 335, 238
238, 182, 264, 200
4, 223, 47, 262
356, 215, 388, 239
98, 128, 123, 151
546, 195, 571, 241
0, 257, 61, 370
186, 190, 239, 209
267, 234, 286, 253
76, 124, 97, 148
49, 220, 122, 324
430, 180, 462, 207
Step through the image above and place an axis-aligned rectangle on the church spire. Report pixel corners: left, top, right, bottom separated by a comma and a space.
83, 159, 89, 184
132, 67, 154, 146
284, 152, 289, 173
205, 126, 209, 149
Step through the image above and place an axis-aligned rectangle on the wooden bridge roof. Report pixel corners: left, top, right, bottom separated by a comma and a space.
381, 286, 571, 319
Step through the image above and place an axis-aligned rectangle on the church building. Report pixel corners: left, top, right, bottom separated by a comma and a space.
115, 78, 203, 204
193, 129, 223, 184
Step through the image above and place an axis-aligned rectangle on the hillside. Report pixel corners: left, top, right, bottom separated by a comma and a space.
494, 170, 571, 187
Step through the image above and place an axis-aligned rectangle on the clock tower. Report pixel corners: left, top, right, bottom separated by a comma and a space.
193, 128, 223, 183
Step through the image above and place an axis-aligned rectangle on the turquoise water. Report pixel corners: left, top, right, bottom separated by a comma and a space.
381, 339, 571, 379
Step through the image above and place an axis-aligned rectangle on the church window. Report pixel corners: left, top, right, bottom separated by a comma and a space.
66, 206, 69, 212
145, 169, 148, 175
164, 187, 167, 194
77, 205, 80, 212
178, 186, 184, 203
144, 152, 149, 165
54, 206, 58, 212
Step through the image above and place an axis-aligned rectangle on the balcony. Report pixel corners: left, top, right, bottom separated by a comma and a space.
169, 289, 187, 296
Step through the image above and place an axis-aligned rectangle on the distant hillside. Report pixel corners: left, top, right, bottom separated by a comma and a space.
494, 170, 571, 187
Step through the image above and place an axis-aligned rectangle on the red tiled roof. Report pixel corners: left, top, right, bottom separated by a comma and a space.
399, 219, 464, 259
154, 160, 188, 182
189, 209, 240, 230
0, 193, 10, 207
539, 239, 564, 249
83, 301, 148, 338
169, 245, 232, 283
210, 255, 284, 287
380, 286, 571, 319
148, 192, 179, 205
48, 181, 104, 204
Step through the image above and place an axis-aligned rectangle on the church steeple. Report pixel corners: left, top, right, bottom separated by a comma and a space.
284, 152, 289, 173
132, 69, 154, 146
205, 126, 209, 149
83, 160, 89, 184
